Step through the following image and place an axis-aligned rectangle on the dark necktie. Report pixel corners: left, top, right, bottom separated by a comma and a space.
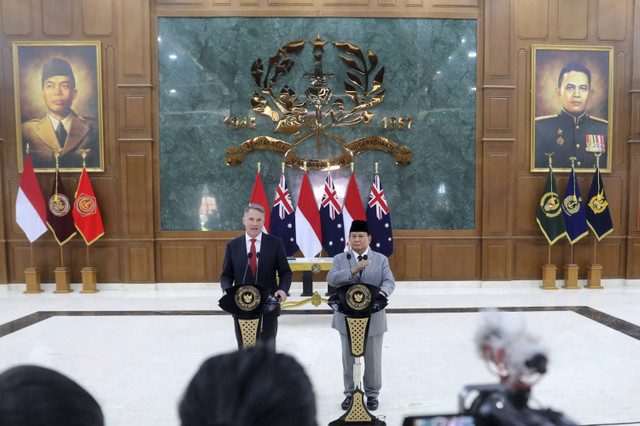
357, 255, 363, 278
56, 123, 67, 148
250, 238, 257, 276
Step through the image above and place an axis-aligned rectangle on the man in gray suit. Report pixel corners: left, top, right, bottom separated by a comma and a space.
327, 220, 395, 412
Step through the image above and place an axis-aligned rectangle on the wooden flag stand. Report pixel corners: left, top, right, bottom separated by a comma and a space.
562, 244, 580, 289
80, 246, 99, 293
24, 245, 44, 293
540, 246, 558, 290
586, 238, 604, 289
53, 246, 73, 293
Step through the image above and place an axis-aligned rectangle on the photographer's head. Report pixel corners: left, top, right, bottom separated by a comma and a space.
179, 346, 317, 426
0, 364, 104, 426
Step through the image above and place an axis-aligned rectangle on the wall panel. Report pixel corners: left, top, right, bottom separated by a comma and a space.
42, 0, 73, 35
1, 0, 32, 36
558, 0, 588, 40
482, 239, 511, 280
431, 243, 479, 279
597, 0, 627, 41
159, 245, 207, 281
121, 144, 154, 236
483, 148, 512, 235
517, 0, 548, 40
484, 0, 511, 80
82, 0, 114, 36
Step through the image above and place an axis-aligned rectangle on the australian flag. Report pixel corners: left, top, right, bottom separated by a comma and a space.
320, 172, 345, 256
270, 173, 298, 256
366, 172, 393, 256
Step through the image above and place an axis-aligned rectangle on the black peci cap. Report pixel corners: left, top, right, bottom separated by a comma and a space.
41, 58, 75, 88
349, 220, 369, 234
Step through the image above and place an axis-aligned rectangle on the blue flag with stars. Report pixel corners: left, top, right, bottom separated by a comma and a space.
270, 173, 298, 256
366, 172, 393, 256
320, 172, 345, 256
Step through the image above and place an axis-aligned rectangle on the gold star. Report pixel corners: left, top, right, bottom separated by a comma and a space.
310, 34, 327, 52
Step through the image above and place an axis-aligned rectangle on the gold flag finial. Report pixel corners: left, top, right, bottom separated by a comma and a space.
545, 152, 554, 168
351, 163, 354, 173
281, 162, 285, 173
303, 161, 307, 172
257, 162, 261, 173
80, 149, 91, 168
26, 143, 30, 155
594, 152, 602, 170
327, 161, 331, 172
375, 162, 379, 173
569, 156, 576, 168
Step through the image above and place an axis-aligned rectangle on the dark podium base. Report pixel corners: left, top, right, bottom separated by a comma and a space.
329, 389, 386, 426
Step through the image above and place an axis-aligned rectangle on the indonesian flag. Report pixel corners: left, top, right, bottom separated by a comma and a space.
342, 171, 366, 251
295, 171, 322, 258
250, 171, 271, 233
73, 167, 105, 245
16, 154, 48, 242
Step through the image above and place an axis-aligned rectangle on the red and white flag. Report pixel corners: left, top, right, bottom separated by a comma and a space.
73, 167, 104, 245
250, 171, 271, 233
295, 171, 322, 258
16, 154, 48, 242
342, 171, 366, 250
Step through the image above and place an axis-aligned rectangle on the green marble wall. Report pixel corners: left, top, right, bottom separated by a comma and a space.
158, 17, 477, 231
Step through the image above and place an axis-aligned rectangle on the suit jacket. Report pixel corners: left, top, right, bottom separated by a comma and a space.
534, 109, 608, 170
327, 249, 395, 336
220, 233, 292, 297
22, 110, 99, 169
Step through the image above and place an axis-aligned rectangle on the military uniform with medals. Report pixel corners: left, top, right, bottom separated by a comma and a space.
534, 109, 608, 169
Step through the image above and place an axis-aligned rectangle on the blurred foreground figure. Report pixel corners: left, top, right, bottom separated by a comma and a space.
0, 364, 104, 426
461, 310, 577, 425
179, 346, 317, 426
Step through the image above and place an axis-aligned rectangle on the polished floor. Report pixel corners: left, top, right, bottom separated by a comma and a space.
1, 279, 639, 426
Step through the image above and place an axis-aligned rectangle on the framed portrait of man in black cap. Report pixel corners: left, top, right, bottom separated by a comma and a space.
13, 42, 104, 172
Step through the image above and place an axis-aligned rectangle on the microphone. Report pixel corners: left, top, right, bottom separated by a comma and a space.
242, 252, 253, 285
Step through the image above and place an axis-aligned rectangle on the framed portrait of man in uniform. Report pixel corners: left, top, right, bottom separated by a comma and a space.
14, 41, 104, 173
531, 45, 613, 173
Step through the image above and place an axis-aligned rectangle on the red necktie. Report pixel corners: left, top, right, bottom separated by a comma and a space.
250, 238, 257, 276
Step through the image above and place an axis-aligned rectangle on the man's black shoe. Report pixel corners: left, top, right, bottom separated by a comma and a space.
341, 395, 352, 410
366, 396, 379, 411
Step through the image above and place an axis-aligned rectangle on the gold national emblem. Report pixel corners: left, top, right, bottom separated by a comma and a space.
556, 136, 564, 146
48, 193, 71, 217
346, 284, 372, 311
235, 285, 261, 312
74, 194, 97, 217
225, 36, 412, 170
540, 192, 562, 217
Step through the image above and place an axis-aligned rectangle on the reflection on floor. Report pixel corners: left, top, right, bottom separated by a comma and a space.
1, 280, 639, 426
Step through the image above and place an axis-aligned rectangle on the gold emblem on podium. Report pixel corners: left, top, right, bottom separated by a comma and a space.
235, 285, 261, 311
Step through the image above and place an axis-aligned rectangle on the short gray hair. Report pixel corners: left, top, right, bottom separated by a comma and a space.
244, 203, 265, 216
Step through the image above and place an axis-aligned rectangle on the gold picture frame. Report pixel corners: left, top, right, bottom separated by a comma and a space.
531, 45, 613, 173
14, 41, 104, 173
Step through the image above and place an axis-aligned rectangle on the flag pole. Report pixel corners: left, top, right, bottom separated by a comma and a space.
541, 153, 558, 290
586, 153, 604, 289
563, 157, 580, 289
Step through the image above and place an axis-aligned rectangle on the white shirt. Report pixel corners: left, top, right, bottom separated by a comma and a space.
245, 233, 262, 264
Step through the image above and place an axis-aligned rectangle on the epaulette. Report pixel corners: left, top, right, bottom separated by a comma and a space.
535, 114, 558, 121
589, 115, 609, 124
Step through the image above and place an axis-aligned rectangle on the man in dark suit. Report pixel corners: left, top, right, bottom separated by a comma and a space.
22, 58, 99, 169
220, 203, 292, 350
534, 63, 608, 170
327, 220, 395, 412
